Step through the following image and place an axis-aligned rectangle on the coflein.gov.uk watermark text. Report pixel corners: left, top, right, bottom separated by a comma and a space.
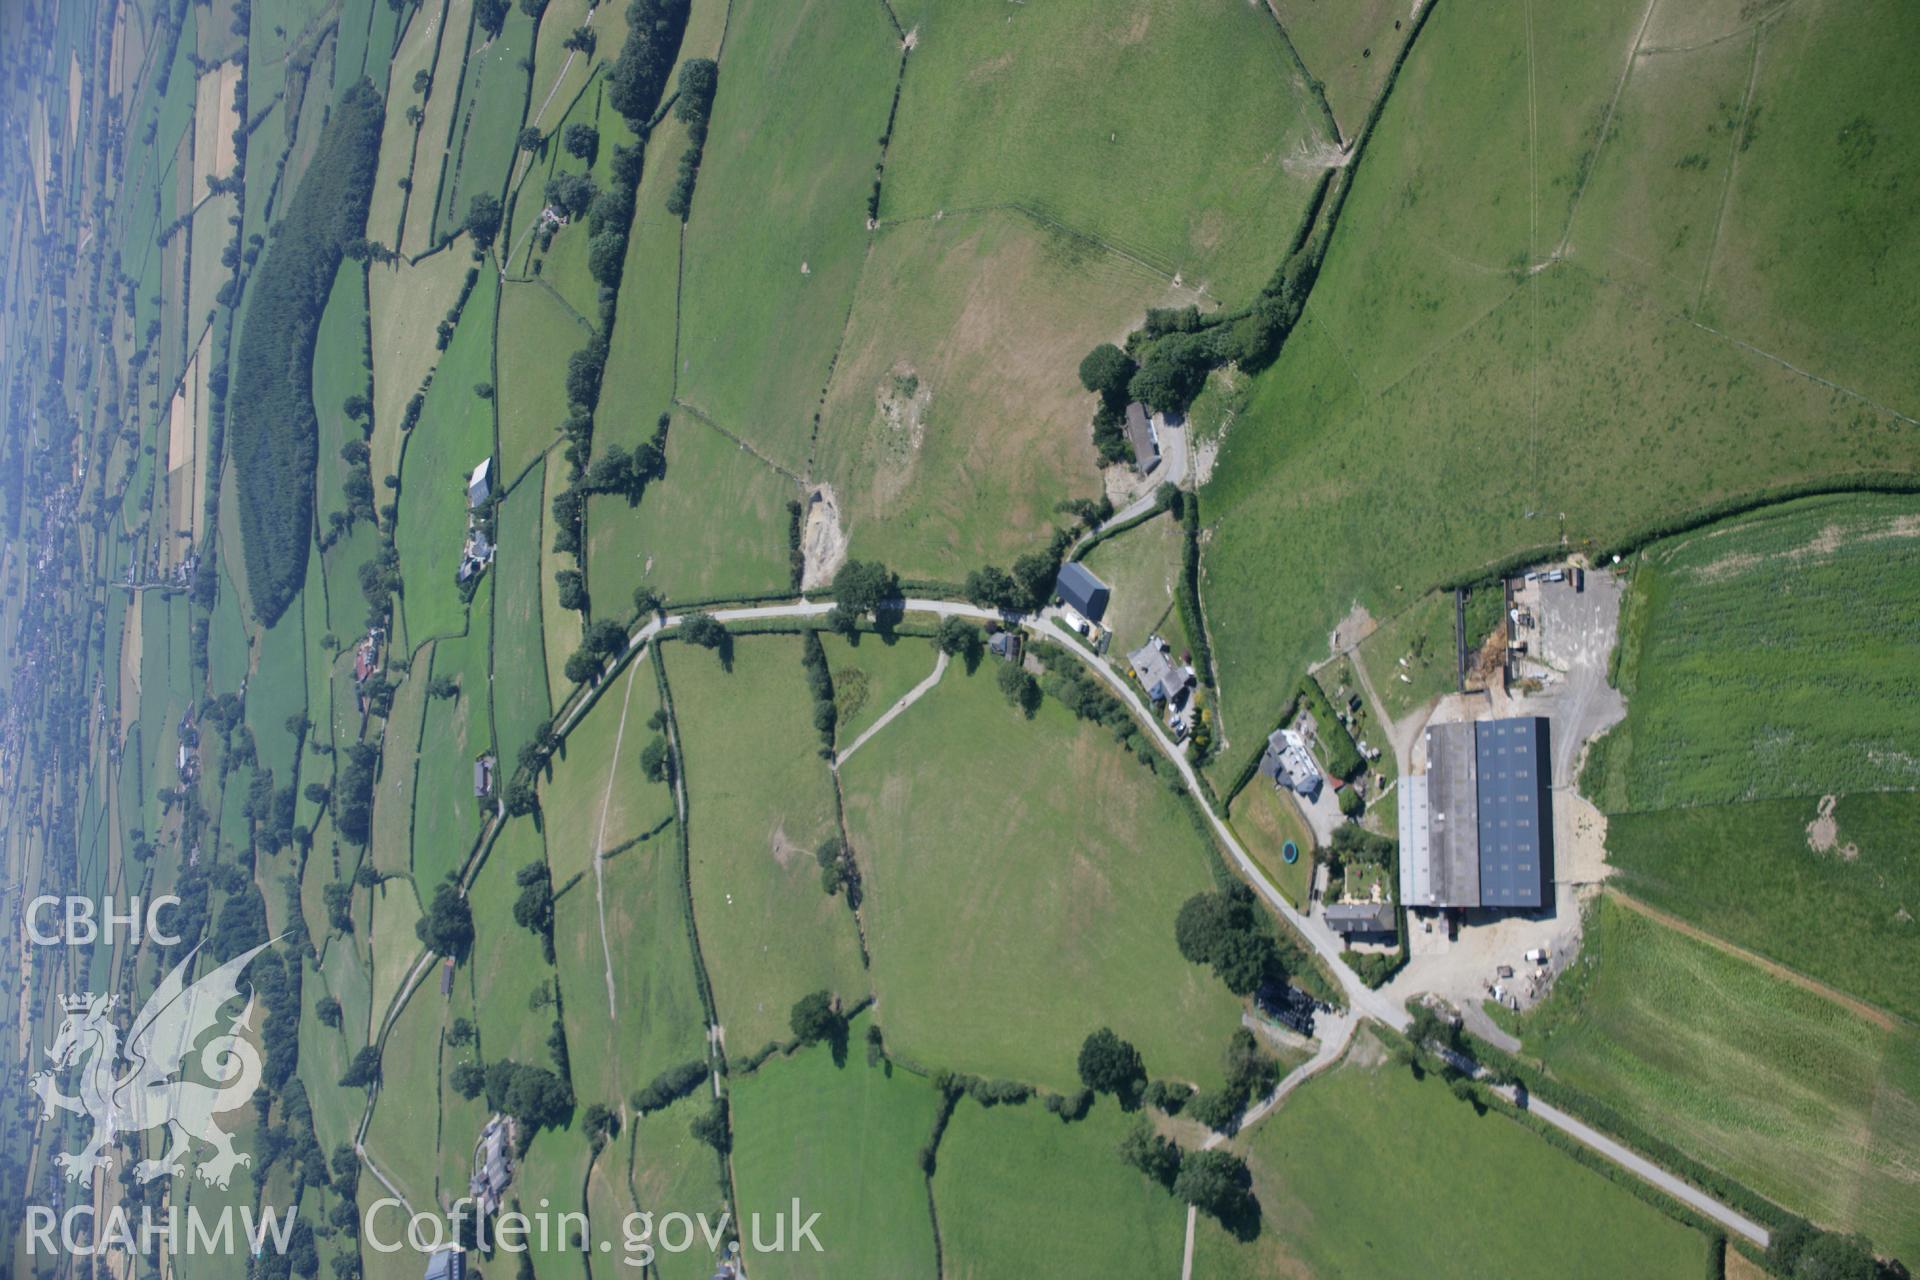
26, 1200, 826, 1267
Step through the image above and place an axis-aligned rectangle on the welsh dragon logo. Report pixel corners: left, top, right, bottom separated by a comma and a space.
31, 940, 272, 1189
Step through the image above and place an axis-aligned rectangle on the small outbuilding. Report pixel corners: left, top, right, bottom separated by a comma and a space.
467, 459, 494, 508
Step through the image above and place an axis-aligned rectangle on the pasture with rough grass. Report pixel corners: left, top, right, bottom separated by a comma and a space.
1197, 0, 1920, 769
839, 658, 1246, 1092
667, 636, 868, 1053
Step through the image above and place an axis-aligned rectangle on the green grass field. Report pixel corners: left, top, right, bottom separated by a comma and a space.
553, 825, 707, 1111
464, 816, 559, 1065
1267, 0, 1412, 141
666, 636, 868, 1054
626, 1098, 730, 1278
814, 210, 1169, 580
395, 268, 497, 643
541, 656, 675, 885
1586, 495, 1920, 811
839, 658, 1246, 1092
492, 461, 552, 760
1080, 511, 1188, 659
433, 2, 534, 237
372, 659, 430, 876
728, 1015, 941, 1279
412, 581, 492, 887
1198, 0, 1920, 767
1689, 0, 1920, 416
495, 279, 582, 480
879, 0, 1326, 302
1194, 1032, 1710, 1278
820, 632, 939, 745
933, 1093, 1188, 1277
585, 414, 795, 610
1355, 591, 1458, 723
675, 0, 899, 472
363, 980, 446, 1206
1515, 897, 1920, 1260
1605, 794, 1920, 1023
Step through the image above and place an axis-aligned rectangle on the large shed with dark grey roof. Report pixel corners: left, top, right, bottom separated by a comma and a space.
1399, 716, 1553, 911
1053, 562, 1110, 625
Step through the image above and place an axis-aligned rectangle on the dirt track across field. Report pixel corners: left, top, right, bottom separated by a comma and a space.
1607, 890, 1897, 1031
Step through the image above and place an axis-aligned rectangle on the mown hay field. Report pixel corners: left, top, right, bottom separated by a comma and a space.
816, 210, 1175, 580
1515, 897, 1920, 1261
1586, 495, 1920, 811
933, 1093, 1187, 1278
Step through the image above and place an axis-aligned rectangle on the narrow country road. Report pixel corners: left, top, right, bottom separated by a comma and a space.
358, 590, 1767, 1255
1182, 1010, 1358, 1280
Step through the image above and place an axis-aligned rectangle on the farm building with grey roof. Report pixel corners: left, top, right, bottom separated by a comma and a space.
1399, 716, 1553, 912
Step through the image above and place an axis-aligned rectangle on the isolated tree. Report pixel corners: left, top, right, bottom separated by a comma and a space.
465, 193, 503, 250
339, 1046, 381, 1089
517, 126, 543, 152
561, 25, 595, 54
563, 122, 599, 161
789, 990, 845, 1047
427, 674, 459, 700
475, 0, 508, 37
639, 735, 670, 783
1173, 1149, 1257, 1229
1077, 1028, 1146, 1103
935, 616, 982, 663
315, 996, 342, 1028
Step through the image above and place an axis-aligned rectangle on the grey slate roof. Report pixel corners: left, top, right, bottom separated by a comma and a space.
1053, 562, 1110, 624
1125, 402, 1158, 471
1323, 902, 1396, 935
